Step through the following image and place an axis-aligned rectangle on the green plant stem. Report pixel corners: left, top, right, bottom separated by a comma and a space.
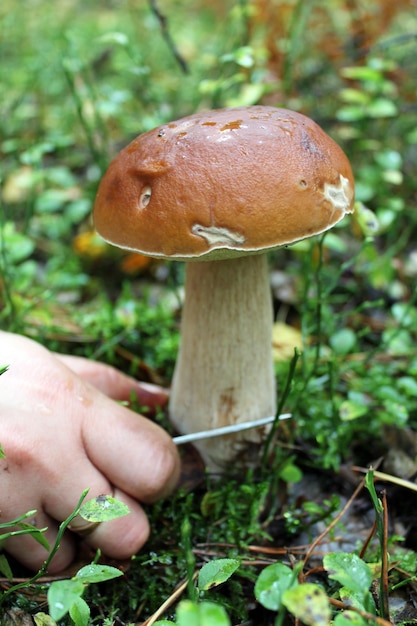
282, 0, 313, 95
0, 202, 16, 328
180, 515, 197, 602
0, 489, 89, 606
261, 347, 300, 469
364, 471, 390, 621
313, 236, 325, 373
380, 490, 390, 621
61, 58, 108, 172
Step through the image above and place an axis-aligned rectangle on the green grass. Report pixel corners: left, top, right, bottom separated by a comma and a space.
1, 0, 417, 624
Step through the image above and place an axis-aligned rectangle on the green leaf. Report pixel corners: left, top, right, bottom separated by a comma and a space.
197, 558, 239, 591
339, 88, 369, 105
279, 462, 303, 483
282, 583, 331, 626
354, 203, 380, 237
98, 31, 129, 46
34, 613, 58, 626
339, 399, 368, 421
365, 470, 383, 514
367, 98, 397, 118
0, 523, 50, 550
34, 189, 69, 213
76, 563, 123, 584
254, 562, 296, 611
79, 494, 130, 522
336, 105, 367, 122
334, 610, 368, 626
383, 328, 413, 356
323, 553, 372, 595
374, 150, 402, 170
176, 600, 231, 626
0, 553, 14, 581
1, 222, 35, 262
339, 586, 376, 614
330, 328, 357, 355
234, 46, 255, 68
47, 579, 85, 621
391, 302, 417, 328
340, 66, 384, 82
69, 596, 90, 626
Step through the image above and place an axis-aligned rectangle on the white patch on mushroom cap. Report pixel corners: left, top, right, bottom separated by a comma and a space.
139, 186, 152, 208
323, 174, 352, 213
192, 224, 246, 247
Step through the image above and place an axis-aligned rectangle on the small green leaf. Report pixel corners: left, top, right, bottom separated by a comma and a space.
330, 328, 357, 355
79, 494, 130, 522
367, 98, 397, 118
340, 66, 383, 82
365, 470, 383, 514
334, 610, 368, 626
1, 222, 35, 262
0, 524, 50, 550
282, 583, 331, 626
76, 563, 123, 584
339, 586, 376, 614
254, 562, 296, 611
47, 579, 85, 621
391, 303, 417, 328
0, 554, 13, 581
323, 553, 372, 595
336, 105, 366, 122
339, 88, 370, 105
69, 596, 90, 626
280, 462, 303, 483
98, 31, 129, 46
34, 613, 58, 626
176, 600, 231, 626
383, 328, 413, 356
234, 46, 255, 68
354, 203, 380, 237
197, 558, 239, 591
339, 400, 368, 421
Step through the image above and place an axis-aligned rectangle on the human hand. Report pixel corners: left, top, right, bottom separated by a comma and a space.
0, 331, 180, 573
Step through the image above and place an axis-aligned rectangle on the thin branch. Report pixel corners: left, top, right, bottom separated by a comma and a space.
149, 0, 189, 74
301, 478, 365, 576
138, 572, 198, 626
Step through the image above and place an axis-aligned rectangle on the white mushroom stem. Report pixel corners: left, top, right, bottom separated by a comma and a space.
169, 254, 276, 469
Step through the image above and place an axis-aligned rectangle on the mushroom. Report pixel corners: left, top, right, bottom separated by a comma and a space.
93, 106, 354, 470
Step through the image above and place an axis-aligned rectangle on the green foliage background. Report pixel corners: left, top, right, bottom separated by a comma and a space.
1, 0, 417, 622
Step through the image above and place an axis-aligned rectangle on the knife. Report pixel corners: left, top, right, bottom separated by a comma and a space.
173, 413, 292, 445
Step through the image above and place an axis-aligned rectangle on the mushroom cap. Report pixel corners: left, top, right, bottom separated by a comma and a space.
94, 106, 354, 261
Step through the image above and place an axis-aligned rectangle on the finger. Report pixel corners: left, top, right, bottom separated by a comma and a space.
36, 419, 176, 559
56, 354, 169, 407
83, 397, 180, 503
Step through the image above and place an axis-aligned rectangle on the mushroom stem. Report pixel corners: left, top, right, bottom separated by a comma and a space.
169, 254, 276, 469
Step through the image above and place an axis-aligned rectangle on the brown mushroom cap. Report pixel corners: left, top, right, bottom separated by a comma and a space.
93, 106, 354, 261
